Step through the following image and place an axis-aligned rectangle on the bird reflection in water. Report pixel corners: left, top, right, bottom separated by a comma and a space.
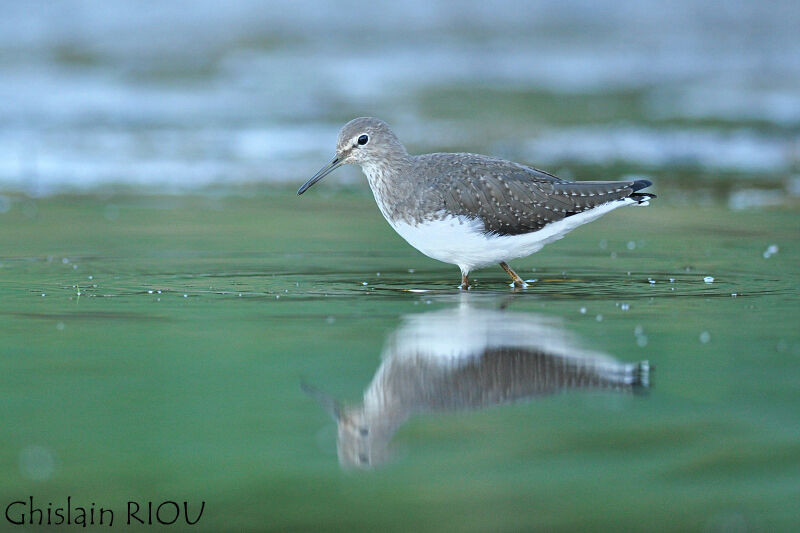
305, 299, 650, 469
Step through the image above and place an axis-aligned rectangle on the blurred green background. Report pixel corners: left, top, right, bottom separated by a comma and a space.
1, 1, 799, 531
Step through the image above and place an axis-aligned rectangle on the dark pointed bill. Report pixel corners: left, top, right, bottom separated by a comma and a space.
300, 382, 341, 420
297, 155, 342, 195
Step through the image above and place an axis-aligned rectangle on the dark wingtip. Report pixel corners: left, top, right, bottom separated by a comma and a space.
631, 192, 657, 201
632, 360, 652, 395
630, 179, 653, 192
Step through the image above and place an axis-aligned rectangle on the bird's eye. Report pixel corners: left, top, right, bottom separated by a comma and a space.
357, 134, 369, 145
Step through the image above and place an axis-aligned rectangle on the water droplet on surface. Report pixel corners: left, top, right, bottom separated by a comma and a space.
595, 314, 603, 322
362, 282, 368, 286
580, 307, 587, 314
19, 445, 55, 481
621, 303, 630, 311
700, 331, 711, 343
704, 276, 714, 283
762, 244, 779, 258
627, 241, 636, 250
636, 335, 648, 347
56, 322, 65, 331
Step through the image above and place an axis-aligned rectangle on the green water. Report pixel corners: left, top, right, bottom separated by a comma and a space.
1, 189, 799, 531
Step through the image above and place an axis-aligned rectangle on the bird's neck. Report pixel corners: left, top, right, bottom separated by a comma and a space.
360, 153, 415, 223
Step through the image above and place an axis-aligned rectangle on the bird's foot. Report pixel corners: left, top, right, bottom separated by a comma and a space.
500, 262, 527, 289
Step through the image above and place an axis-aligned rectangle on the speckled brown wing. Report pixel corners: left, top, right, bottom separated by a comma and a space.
432, 154, 653, 236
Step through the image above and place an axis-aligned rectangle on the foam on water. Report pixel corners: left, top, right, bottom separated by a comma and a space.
1, 0, 799, 193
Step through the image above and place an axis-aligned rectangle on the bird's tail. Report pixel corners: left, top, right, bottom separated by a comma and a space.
631, 360, 651, 394
630, 179, 656, 206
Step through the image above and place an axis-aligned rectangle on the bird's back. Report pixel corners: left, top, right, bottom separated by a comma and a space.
410, 153, 652, 236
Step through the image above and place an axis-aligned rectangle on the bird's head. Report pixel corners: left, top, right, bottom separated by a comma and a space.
297, 117, 407, 195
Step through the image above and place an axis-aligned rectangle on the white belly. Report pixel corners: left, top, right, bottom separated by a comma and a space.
387, 199, 636, 274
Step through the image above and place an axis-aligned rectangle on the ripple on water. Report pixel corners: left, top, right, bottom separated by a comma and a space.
3, 243, 795, 306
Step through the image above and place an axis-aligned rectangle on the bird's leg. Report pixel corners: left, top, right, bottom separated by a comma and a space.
500, 262, 526, 288
460, 272, 470, 290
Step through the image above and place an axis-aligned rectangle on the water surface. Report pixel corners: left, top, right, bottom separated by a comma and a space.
1, 191, 798, 531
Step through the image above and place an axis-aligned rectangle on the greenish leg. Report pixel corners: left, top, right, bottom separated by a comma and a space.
500, 262, 525, 287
